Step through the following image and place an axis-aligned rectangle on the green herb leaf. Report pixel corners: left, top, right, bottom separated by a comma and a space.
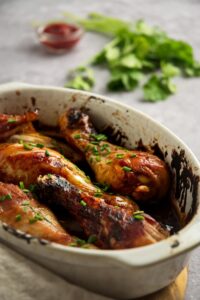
122, 166, 132, 172
94, 191, 103, 197
29, 212, 44, 224
19, 181, 25, 190
65, 66, 95, 91
15, 214, 22, 222
143, 75, 176, 102
133, 210, 145, 221
0, 193, 12, 202
116, 153, 124, 159
87, 234, 97, 244
80, 200, 87, 207
90, 133, 107, 141
65, 13, 200, 101
36, 143, 44, 148
161, 62, 180, 77
29, 184, 36, 192
45, 150, 50, 157
7, 118, 17, 123
23, 143, 34, 150
21, 200, 30, 206
73, 134, 81, 139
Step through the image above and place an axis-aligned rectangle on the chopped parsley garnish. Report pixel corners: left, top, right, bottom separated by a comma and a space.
130, 153, 137, 158
29, 184, 36, 192
122, 166, 132, 172
6, 193, 12, 200
7, 118, 16, 123
76, 238, 87, 246
21, 200, 30, 206
36, 143, 44, 148
23, 143, 34, 150
90, 141, 99, 145
94, 182, 110, 192
0, 193, 12, 202
95, 156, 101, 162
73, 134, 81, 139
15, 214, 22, 222
20, 200, 51, 224
84, 145, 91, 152
106, 159, 112, 164
92, 146, 99, 155
29, 212, 44, 224
19, 181, 25, 189
116, 153, 124, 159
133, 210, 144, 221
47, 174, 52, 179
87, 235, 97, 244
100, 144, 109, 151
45, 150, 50, 157
80, 200, 87, 207
90, 133, 107, 141
19, 182, 29, 193
94, 191, 103, 197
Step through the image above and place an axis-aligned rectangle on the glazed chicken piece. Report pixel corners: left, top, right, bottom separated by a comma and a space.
59, 109, 170, 203
0, 181, 74, 245
37, 174, 169, 249
7, 132, 83, 164
0, 110, 83, 163
0, 111, 38, 141
0, 143, 138, 211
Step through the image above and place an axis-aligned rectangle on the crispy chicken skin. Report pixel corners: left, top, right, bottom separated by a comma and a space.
7, 132, 83, 163
59, 109, 170, 203
37, 175, 169, 249
0, 111, 38, 140
0, 181, 73, 245
0, 143, 138, 211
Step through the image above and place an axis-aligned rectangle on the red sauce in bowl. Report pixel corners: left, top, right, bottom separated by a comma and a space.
37, 22, 84, 53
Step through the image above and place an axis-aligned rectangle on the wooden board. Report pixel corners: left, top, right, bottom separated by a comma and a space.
141, 268, 188, 300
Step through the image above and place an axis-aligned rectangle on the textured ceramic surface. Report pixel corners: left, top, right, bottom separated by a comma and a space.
0, 82, 199, 299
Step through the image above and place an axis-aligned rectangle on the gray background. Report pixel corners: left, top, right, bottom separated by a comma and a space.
0, 0, 199, 299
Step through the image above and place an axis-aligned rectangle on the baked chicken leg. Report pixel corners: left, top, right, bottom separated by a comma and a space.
37, 174, 169, 249
0, 143, 138, 211
0, 181, 73, 245
0, 111, 38, 141
59, 109, 170, 203
7, 132, 83, 163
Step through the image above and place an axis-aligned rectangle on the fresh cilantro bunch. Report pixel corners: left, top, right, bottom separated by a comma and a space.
65, 13, 200, 102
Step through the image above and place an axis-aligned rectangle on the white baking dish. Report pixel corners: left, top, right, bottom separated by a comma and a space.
0, 82, 199, 299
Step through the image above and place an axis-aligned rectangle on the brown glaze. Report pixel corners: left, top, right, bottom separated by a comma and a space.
58, 109, 170, 204
0, 111, 38, 141
0, 143, 139, 212
0, 181, 74, 245
37, 174, 169, 250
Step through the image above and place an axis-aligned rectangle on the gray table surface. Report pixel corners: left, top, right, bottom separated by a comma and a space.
0, 0, 200, 299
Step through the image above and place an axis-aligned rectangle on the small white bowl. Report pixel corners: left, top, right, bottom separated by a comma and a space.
0, 82, 199, 299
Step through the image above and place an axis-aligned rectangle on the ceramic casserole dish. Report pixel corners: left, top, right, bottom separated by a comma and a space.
0, 82, 199, 299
